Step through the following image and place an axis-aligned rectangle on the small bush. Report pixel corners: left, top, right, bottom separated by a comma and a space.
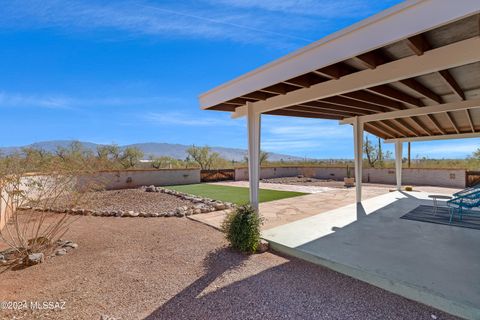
222, 205, 262, 253
405, 185, 413, 191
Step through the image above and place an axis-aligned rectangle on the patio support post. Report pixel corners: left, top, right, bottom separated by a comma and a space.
247, 102, 261, 212
353, 116, 364, 203
395, 141, 403, 191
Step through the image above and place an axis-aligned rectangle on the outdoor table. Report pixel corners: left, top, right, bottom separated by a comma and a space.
428, 195, 452, 215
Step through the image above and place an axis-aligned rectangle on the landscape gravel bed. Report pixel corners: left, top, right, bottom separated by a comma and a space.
64, 188, 194, 214
0, 217, 458, 320
21, 186, 235, 218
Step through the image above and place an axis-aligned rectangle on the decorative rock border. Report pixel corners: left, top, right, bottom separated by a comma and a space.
18, 185, 237, 219
0, 239, 78, 266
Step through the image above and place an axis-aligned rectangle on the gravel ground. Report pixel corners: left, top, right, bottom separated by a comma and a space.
0, 216, 458, 320
57, 188, 194, 214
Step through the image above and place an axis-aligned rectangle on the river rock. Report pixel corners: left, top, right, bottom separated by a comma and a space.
27, 253, 45, 265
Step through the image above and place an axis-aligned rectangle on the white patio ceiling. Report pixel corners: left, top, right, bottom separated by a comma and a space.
199, 0, 480, 142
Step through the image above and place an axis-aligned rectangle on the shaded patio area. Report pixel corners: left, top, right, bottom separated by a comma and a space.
263, 191, 480, 319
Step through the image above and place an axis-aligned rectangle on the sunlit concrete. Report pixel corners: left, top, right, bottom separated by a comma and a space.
190, 183, 461, 231
263, 191, 480, 319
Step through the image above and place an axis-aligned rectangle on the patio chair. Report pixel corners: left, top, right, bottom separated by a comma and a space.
453, 182, 480, 198
447, 189, 480, 223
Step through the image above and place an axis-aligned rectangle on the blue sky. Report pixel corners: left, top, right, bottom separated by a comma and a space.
0, 0, 478, 159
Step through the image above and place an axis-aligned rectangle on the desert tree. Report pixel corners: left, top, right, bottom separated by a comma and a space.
119, 147, 144, 169
151, 156, 179, 169
363, 136, 390, 168
244, 150, 270, 165
0, 150, 98, 270
186, 145, 222, 170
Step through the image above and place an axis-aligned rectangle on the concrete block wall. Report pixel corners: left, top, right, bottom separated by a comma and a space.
81, 169, 201, 190
363, 168, 465, 188
235, 166, 466, 188
0, 186, 11, 232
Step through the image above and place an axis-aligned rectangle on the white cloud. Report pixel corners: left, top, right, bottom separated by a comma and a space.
1, 0, 401, 48
0, 0, 316, 47
411, 140, 480, 158
143, 112, 241, 127
0, 91, 186, 109
261, 117, 352, 155
209, 0, 395, 19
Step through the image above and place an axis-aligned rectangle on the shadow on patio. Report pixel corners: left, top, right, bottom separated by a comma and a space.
262, 191, 480, 319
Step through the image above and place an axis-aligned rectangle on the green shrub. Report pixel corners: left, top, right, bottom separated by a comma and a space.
222, 205, 262, 253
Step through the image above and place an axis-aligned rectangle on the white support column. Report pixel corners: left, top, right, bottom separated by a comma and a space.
247, 102, 261, 212
353, 116, 364, 203
395, 141, 403, 191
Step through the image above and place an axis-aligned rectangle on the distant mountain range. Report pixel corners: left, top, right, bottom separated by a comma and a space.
0, 140, 305, 162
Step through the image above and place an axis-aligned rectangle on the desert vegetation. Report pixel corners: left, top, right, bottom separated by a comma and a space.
0, 144, 100, 270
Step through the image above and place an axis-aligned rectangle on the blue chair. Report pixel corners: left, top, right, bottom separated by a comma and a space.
447, 189, 480, 223
453, 182, 480, 198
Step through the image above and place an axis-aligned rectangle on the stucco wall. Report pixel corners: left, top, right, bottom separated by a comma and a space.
80, 169, 201, 190
0, 186, 11, 232
235, 166, 466, 188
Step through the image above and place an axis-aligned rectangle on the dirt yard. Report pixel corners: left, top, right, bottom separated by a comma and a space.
0, 216, 458, 320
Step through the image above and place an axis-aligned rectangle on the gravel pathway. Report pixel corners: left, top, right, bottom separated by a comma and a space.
58, 188, 194, 214
0, 216, 458, 320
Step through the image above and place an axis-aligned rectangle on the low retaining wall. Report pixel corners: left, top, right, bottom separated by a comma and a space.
235, 167, 466, 188
80, 169, 201, 190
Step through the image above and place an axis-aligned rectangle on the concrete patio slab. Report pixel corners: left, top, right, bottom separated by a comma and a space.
263, 191, 480, 319
190, 183, 462, 231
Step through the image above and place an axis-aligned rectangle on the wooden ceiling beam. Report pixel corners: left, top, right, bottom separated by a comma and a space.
313, 63, 355, 80
391, 119, 420, 137
366, 85, 424, 107
364, 122, 394, 139
408, 117, 434, 136
297, 102, 368, 116
266, 109, 341, 120
341, 91, 405, 110
405, 33, 466, 101
466, 109, 476, 133
372, 121, 404, 138
437, 70, 466, 101
355, 50, 389, 69
223, 98, 249, 105
405, 34, 430, 56
209, 104, 237, 111
321, 96, 388, 113
259, 83, 292, 95
241, 91, 270, 101
444, 113, 460, 134
399, 78, 443, 104
379, 121, 408, 138
287, 106, 356, 118
283, 74, 325, 88
426, 114, 447, 135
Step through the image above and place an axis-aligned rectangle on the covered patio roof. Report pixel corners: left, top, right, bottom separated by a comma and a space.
200, 0, 480, 208
200, 0, 480, 142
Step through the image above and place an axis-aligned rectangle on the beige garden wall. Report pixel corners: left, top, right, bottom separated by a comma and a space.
235, 166, 466, 188
79, 169, 201, 190
0, 169, 200, 231
0, 186, 11, 232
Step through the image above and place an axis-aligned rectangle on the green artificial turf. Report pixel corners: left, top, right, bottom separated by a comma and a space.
165, 183, 306, 205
